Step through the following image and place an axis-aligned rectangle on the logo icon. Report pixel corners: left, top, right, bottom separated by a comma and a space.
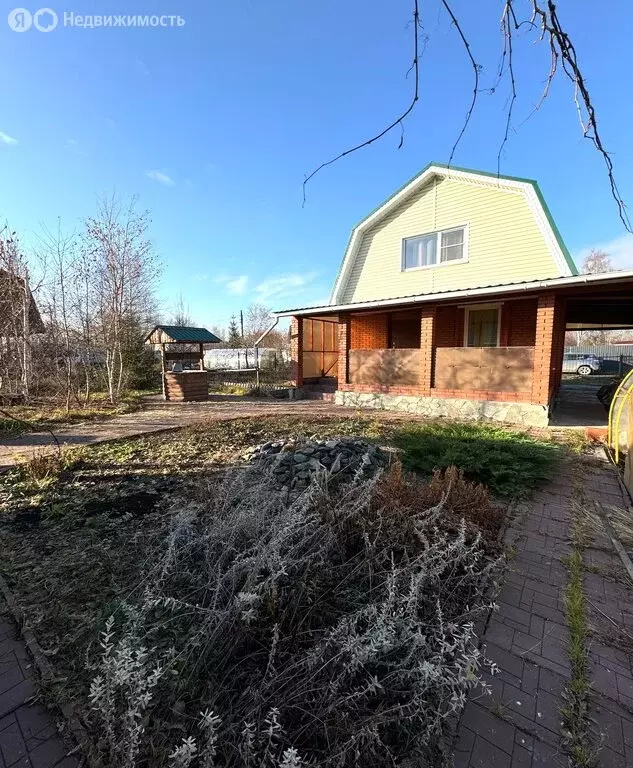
8, 7, 32, 31
33, 7, 57, 31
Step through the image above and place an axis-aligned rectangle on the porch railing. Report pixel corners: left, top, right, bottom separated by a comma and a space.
434, 346, 534, 393
349, 348, 422, 387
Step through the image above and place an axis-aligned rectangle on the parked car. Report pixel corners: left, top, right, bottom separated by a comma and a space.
562, 352, 602, 376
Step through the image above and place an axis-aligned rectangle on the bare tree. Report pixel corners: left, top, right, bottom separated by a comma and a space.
83, 196, 159, 404
169, 293, 194, 327
244, 303, 287, 349
582, 249, 612, 275
303, 0, 630, 232
36, 223, 83, 411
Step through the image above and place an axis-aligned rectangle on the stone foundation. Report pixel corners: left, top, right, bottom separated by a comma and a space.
334, 390, 549, 428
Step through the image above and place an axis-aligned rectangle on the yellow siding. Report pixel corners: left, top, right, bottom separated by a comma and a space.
341, 177, 562, 303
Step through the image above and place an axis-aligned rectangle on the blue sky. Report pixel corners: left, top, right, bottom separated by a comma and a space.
1, 0, 633, 330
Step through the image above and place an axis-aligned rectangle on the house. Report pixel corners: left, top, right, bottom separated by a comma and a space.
274, 163, 633, 427
0, 268, 45, 337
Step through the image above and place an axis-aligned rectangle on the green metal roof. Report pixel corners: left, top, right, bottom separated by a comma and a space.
146, 325, 223, 343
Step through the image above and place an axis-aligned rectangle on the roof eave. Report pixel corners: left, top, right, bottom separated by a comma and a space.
276, 270, 633, 318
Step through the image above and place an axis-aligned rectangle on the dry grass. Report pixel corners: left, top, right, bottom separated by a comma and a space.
0, 391, 147, 439
85, 463, 504, 767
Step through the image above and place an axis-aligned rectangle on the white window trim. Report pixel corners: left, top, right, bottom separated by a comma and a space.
401, 224, 469, 272
463, 302, 502, 348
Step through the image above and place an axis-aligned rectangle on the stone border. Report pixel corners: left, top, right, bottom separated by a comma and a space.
334, 390, 549, 427
0, 571, 89, 764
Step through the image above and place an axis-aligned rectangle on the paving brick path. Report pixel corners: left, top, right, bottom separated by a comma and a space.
0, 615, 78, 768
453, 452, 633, 767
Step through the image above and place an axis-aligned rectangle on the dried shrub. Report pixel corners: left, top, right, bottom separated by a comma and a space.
89, 461, 502, 768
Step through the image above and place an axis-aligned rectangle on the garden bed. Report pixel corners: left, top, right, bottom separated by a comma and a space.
0, 416, 565, 767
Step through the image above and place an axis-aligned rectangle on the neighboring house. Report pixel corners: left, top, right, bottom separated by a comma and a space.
0, 268, 45, 337
274, 163, 633, 426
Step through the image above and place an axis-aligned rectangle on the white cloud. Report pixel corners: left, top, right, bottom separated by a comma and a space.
0, 131, 18, 146
255, 272, 319, 301
227, 275, 248, 295
214, 274, 249, 295
145, 170, 175, 186
574, 234, 633, 271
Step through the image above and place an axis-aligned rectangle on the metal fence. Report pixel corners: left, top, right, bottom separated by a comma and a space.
564, 345, 633, 375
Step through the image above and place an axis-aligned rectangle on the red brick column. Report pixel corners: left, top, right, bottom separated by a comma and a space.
420, 307, 436, 395
549, 296, 567, 398
337, 314, 350, 387
531, 294, 565, 405
290, 316, 303, 387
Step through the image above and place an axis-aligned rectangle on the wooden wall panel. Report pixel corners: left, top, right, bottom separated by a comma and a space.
349, 349, 421, 386
434, 347, 534, 392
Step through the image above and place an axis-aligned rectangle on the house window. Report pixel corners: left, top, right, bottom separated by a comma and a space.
403, 233, 436, 269
402, 226, 467, 270
464, 304, 501, 347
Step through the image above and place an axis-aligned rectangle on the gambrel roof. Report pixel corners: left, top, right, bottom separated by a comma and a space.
329, 163, 577, 305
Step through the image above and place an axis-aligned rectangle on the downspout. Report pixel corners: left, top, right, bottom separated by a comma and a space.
254, 317, 279, 388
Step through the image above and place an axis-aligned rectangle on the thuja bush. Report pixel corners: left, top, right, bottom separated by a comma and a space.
88, 462, 502, 768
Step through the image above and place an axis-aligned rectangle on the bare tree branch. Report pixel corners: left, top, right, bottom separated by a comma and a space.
497, 2, 517, 175
440, 0, 480, 167
508, 0, 630, 231
302, 0, 421, 205
302, 0, 629, 232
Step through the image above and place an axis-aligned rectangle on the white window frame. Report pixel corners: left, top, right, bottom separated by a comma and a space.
463, 302, 502, 348
401, 224, 469, 272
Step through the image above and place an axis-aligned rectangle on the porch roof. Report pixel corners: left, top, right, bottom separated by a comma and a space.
273, 269, 633, 318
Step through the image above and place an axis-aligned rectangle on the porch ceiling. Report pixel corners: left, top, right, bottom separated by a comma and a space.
566, 297, 633, 328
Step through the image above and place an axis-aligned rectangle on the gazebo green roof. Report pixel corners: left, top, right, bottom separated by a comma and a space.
145, 325, 222, 344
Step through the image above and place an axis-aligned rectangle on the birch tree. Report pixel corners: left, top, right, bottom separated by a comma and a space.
83, 196, 159, 404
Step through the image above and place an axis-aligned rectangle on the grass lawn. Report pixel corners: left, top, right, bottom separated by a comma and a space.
394, 421, 562, 498
0, 415, 568, 765
0, 390, 153, 440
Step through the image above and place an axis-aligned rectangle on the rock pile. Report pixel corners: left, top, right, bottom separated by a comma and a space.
245, 437, 389, 491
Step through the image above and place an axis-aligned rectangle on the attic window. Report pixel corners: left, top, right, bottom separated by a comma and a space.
402, 226, 467, 270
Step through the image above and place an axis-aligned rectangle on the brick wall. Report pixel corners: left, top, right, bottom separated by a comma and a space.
420, 307, 435, 394
506, 299, 538, 346
435, 305, 464, 347
290, 317, 303, 386
530, 295, 565, 405
549, 296, 567, 397
349, 313, 389, 349
337, 315, 350, 387
295, 294, 558, 408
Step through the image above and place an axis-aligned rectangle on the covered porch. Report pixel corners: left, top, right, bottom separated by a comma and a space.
283, 271, 633, 428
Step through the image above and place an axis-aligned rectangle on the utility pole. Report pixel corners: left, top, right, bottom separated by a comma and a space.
240, 309, 249, 367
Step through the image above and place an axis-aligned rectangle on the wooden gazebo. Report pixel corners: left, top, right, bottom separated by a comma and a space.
145, 325, 222, 401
